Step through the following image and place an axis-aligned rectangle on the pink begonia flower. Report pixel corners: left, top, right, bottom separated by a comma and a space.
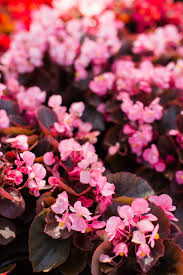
131, 198, 150, 215
175, 170, 183, 184
113, 242, 128, 257
105, 216, 125, 241
97, 177, 115, 197
58, 138, 81, 161
28, 163, 46, 196
53, 0, 77, 15
70, 201, 92, 220
148, 224, 159, 248
154, 161, 166, 172
89, 73, 115, 96
80, 170, 90, 184
148, 194, 178, 222
123, 124, 136, 135
108, 142, 120, 156
78, 0, 111, 16
117, 205, 135, 226
143, 144, 159, 165
43, 152, 55, 166
99, 254, 112, 263
91, 220, 106, 230
0, 109, 10, 129
132, 230, 146, 245
55, 212, 72, 232
51, 191, 69, 214
69, 213, 88, 233
6, 135, 28, 150
78, 196, 93, 208
136, 220, 154, 233
20, 151, 35, 167
136, 244, 150, 258
48, 95, 62, 108
6, 169, 23, 185
69, 102, 85, 118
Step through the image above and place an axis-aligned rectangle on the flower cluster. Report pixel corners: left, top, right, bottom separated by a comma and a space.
100, 196, 177, 262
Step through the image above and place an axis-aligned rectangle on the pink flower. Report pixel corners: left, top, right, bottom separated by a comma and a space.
51, 191, 69, 214
131, 198, 150, 215
132, 231, 146, 245
148, 224, 159, 248
28, 163, 46, 196
149, 194, 178, 222
58, 138, 81, 161
48, 95, 62, 108
20, 151, 35, 167
136, 244, 150, 258
43, 152, 55, 166
69, 213, 88, 233
108, 142, 120, 156
80, 170, 90, 184
69, 102, 85, 117
117, 205, 135, 226
55, 212, 72, 232
175, 170, 183, 184
136, 220, 154, 233
143, 144, 159, 165
89, 73, 115, 96
70, 201, 92, 220
78, 0, 110, 17
6, 135, 28, 150
113, 242, 128, 257
105, 216, 125, 241
0, 109, 10, 129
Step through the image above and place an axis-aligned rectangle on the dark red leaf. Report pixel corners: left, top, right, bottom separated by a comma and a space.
37, 106, 57, 135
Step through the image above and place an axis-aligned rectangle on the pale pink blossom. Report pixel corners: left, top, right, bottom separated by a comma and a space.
70, 201, 92, 220
43, 152, 55, 166
175, 170, 183, 184
48, 95, 62, 108
113, 242, 128, 257
0, 109, 10, 129
105, 216, 125, 241
51, 191, 69, 214
131, 198, 150, 215
6, 135, 28, 150
148, 224, 159, 248
136, 244, 150, 258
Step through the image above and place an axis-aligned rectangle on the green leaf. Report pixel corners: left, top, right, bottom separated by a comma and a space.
29, 209, 70, 272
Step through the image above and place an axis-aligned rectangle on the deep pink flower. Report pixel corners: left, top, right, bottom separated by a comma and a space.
58, 138, 81, 161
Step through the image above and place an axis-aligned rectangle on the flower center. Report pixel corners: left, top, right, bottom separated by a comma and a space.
155, 233, 159, 240
120, 252, 124, 256
141, 252, 146, 257
59, 221, 65, 227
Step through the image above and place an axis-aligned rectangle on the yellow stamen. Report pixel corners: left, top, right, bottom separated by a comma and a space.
98, 75, 104, 81
59, 221, 65, 227
120, 252, 124, 256
133, 143, 137, 148
181, 175, 183, 180
78, 213, 83, 217
155, 233, 159, 240
66, 119, 70, 125
141, 252, 146, 257
86, 227, 91, 233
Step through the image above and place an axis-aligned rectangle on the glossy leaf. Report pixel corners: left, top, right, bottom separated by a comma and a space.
0, 188, 25, 219
29, 209, 70, 272
37, 106, 57, 135
137, 239, 164, 273
107, 172, 154, 198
